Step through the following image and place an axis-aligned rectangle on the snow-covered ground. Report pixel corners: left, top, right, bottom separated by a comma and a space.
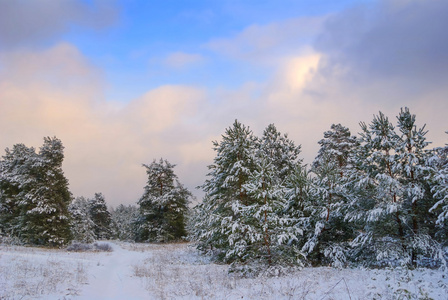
1, 241, 447, 299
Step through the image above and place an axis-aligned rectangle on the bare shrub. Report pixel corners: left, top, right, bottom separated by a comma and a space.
66, 242, 113, 252
94, 242, 113, 252
67, 242, 93, 252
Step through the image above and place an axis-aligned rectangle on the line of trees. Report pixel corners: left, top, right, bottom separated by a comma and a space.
190, 108, 448, 269
0, 138, 192, 246
1, 107, 447, 271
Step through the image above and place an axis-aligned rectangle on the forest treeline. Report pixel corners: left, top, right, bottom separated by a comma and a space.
1, 107, 447, 271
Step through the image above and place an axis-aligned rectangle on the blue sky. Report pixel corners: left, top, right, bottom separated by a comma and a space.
1, 0, 447, 206
64, 0, 371, 100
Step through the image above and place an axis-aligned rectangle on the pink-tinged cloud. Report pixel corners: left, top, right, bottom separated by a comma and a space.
2, 0, 448, 207
0, 44, 213, 206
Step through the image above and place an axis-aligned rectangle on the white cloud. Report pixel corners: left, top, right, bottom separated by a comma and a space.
2, 1, 448, 208
0, 43, 211, 207
206, 16, 324, 64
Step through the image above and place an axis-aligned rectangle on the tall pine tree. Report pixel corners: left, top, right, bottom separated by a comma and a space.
427, 133, 448, 246
69, 196, 96, 243
0, 137, 72, 246
305, 124, 358, 267
88, 193, 112, 240
136, 158, 191, 242
193, 122, 306, 266
348, 109, 443, 267
194, 120, 257, 261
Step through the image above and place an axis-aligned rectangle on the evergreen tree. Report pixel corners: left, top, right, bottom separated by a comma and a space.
258, 124, 302, 181
427, 132, 448, 246
347, 109, 443, 267
0, 144, 36, 238
394, 108, 442, 265
313, 124, 359, 175
136, 158, 191, 242
110, 204, 138, 241
346, 111, 406, 267
203, 120, 257, 206
69, 196, 96, 243
247, 124, 306, 265
194, 122, 306, 266
242, 158, 304, 266
88, 193, 112, 240
194, 120, 257, 261
0, 137, 72, 246
22, 137, 72, 246
305, 124, 358, 267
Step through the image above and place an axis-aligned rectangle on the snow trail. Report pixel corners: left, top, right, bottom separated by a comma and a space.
76, 242, 149, 299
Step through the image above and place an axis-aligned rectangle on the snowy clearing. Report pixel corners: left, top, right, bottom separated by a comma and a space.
1, 241, 447, 299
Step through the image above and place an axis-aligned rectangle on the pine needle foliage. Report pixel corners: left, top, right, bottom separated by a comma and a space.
136, 158, 192, 242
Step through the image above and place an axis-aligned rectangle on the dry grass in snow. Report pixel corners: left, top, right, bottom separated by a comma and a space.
0, 245, 90, 299
1, 241, 448, 299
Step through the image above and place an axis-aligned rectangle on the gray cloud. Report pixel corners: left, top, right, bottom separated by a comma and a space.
299, 0, 448, 150
0, 0, 118, 49
314, 0, 448, 90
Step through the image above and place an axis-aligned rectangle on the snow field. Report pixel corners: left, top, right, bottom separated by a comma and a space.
1, 242, 448, 299
131, 243, 448, 299
0, 245, 90, 298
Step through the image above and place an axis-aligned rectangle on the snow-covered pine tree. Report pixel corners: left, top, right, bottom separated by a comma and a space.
0, 144, 36, 239
305, 124, 358, 267
194, 122, 307, 267
347, 109, 443, 268
136, 158, 191, 242
283, 163, 312, 256
242, 157, 305, 266
193, 120, 257, 261
193, 120, 257, 260
21, 137, 73, 246
427, 132, 448, 247
313, 124, 359, 176
0, 137, 72, 246
346, 111, 408, 267
245, 124, 306, 266
258, 124, 302, 181
88, 193, 112, 240
69, 196, 96, 243
110, 204, 138, 241
394, 108, 443, 266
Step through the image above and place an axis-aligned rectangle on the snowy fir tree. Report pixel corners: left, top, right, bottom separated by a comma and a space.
304, 124, 359, 267
427, 132, 448, 247
346, 109, 444, 267
258, 124, 302, 181
0, 137, 72, 246
345, 111, 407, 267
69, 196, 96, 243
192, 113, 447, 269
88, 193, 112, 240
0, 143, 36, 239
393, 108, 442, 265
193, 121, 306, 267
110, 204, 139, 241
192, 120, 258, 261
136, 158, 192, 242
312, 124, 359, 176
242, 155, 304, 266
245, 124, 306, 266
